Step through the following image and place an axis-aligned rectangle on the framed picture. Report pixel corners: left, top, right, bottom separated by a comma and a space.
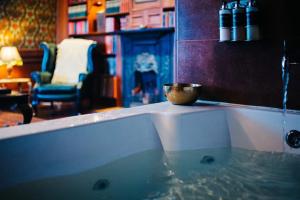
134, 0, 157, 3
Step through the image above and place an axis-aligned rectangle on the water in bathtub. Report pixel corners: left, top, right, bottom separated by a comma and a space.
1, 148, 300, 200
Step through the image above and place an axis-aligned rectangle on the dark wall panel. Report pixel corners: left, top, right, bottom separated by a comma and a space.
176, 0, 300, 109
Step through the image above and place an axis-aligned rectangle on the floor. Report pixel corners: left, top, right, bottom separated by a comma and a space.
0, 102, 123, 127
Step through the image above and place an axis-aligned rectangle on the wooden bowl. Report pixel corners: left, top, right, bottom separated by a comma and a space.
163, 83, 202, 105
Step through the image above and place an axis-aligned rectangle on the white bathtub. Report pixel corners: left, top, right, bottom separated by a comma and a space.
0, 101, 299, 190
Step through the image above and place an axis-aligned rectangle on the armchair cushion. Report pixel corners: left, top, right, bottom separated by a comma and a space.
40, 42, 57, 73
47, 43, 57, 73
35, 84, 77, 94
51, 39, 95, 84
36, 94, 77, 101
31, 71, 52, 84
40, 72, 52, 83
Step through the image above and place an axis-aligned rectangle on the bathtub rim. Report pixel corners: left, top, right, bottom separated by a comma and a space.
0, 100, 299, 141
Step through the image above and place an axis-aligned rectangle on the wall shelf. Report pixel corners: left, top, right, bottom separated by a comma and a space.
118, 27, 175, 36
69, 31, 118, 37
219, 40, 262, 43
69, 27, 175, 37
104, 53, 116, 58
163, 6, 175, 11
105, 12, 129, 18
68, 17, 87, 22
69, 2, 87, 6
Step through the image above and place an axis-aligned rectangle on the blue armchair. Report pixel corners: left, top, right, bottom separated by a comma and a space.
31, 39, 97, 115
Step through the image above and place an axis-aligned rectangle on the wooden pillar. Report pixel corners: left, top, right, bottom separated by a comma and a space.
56, 0, 68, 43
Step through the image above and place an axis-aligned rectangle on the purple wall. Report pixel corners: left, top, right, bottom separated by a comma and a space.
175, 0, 300, 109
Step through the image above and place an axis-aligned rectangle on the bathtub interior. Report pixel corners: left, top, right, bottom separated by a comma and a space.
0, 114, 162, 189
153, 110, 231, 151
0, 105, 300, 190
154, 107, 300, 154
1, 150, 168, 200
226, 107, 300, 154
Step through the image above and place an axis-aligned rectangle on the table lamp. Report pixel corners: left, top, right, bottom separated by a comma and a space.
0, 46, 23, 78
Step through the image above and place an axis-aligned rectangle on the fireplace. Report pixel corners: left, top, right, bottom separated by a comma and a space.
120, 28, 174, 107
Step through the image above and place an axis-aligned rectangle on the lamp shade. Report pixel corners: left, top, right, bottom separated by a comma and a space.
0, 46, 23, 67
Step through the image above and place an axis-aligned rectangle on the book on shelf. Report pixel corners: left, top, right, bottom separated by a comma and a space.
77, 21, 88, 34
68, 4, 87, 19
120, 0, 129, 13
68, 20, 89, 35
162, 11, 175, 28
107, 57, 117, 76
105, 17, 116, 32
120, 16, 128, 30
105, 36, 113, 54
169, 11, 175, 27
96, 12, 106, 32
106, 0, 121, 14
68, 22, 76, 34
105, 35, 118, 54
105, 36, 116, 54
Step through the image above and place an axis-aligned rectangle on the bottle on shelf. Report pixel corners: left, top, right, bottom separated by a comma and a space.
219, 1, 232, 42
246, 0, 260, 41
232, 0, 246, 41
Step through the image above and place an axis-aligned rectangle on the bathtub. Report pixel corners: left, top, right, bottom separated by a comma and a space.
0, 101, 299, 191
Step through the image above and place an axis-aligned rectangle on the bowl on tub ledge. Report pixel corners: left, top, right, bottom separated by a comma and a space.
163, 83, 202, 105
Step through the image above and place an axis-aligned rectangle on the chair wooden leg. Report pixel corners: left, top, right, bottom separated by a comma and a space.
75, 96, 81, 115
31, 98, 38, 116
51, 101, 54, 109
32, 104, 38, 116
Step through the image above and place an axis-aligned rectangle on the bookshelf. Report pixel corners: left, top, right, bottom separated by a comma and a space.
68, 0, 89, 35
66, 0, 175, 106
67, 0, 175, 35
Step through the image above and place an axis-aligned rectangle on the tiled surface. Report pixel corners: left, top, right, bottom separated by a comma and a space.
177, 40, 283, 107
177, 0, 219, 40
176, 0, 300, 109
176, 0, 300, 41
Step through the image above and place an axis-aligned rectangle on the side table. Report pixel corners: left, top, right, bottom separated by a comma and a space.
0, 91, 33, 124
0, 78, 32, 95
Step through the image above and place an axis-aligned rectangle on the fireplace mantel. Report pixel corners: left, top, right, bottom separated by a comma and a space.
118, 27, 174, 36
120, 28, 174, 107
